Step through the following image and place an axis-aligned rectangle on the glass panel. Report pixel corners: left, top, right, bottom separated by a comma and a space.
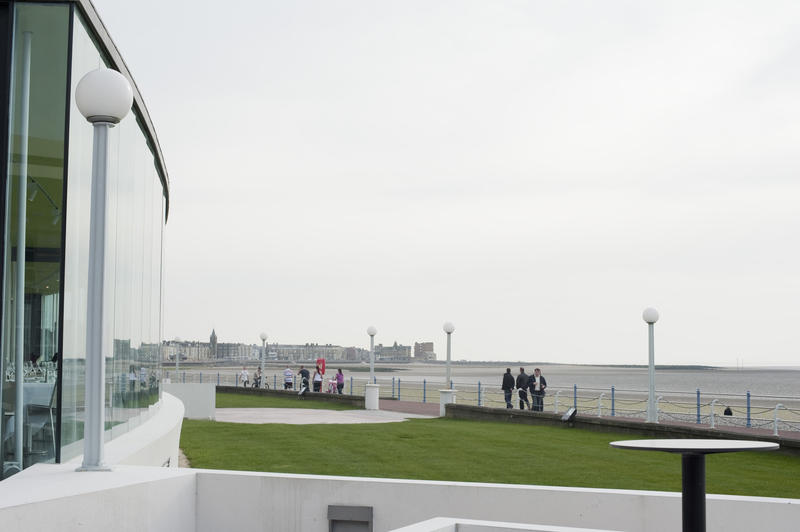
1, 3, 70, 478
60, 12, 166, 461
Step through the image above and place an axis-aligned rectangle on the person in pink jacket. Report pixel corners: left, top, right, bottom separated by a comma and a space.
336, 368, 345, 394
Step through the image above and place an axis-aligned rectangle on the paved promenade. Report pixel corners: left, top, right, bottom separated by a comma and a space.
380, 399, 441, 417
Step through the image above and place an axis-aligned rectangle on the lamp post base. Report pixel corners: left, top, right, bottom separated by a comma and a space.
76, 464, 112, 472
365, 384, 380, 410
439, 389, 457, 417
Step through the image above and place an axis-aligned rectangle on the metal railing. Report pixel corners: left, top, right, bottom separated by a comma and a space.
167, 370, 800, 435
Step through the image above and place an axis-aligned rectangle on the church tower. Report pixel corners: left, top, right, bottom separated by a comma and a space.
210, 329, 218, 359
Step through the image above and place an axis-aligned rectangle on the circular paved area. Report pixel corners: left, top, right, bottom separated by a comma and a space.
215, 408, 433, 425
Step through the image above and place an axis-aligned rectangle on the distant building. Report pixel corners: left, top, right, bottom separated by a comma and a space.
414, 341, 436, 361
274, 344, 344, 362
162, 340, 211, 362
343, 346, 369, 361
214, 342, 252, 360
375, 342, 412, 362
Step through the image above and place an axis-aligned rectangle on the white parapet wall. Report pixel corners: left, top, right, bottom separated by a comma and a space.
162, 383, 215, 420
62, 391, 184, 468
0, 464, 196, 532
389, 517, 622, 532
1, 461, 798, 532
192, 470, 800, 532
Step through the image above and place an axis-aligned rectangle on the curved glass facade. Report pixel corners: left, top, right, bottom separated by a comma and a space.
0, 1, 168, 477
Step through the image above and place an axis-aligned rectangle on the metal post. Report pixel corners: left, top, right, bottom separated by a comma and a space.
647, 322, 656, 423
217, 373, 220, 386
78, 118, 117, 471
260, 338, 266, 384
369, 335, 375, 383
274, 374, 277, 389
423, 379, 426, 403
478, 381, 482, 407
696, 389, 701, 424
682, 454, 706, 532
656, 396, 663, 424
392, 377, 395, 399
397, 378, 401, 400
774, 404, 783, 436
94, 122, 145, 459
746, 391, 751, 428
710, 399, 718, 429
13, 31, 33, 471
573, 384, 577, 410
598, 393, 605, 417
182, 371, 185, 384
445, 332, 452, 386
199, 373, 202, 384
611, 386, 615, 417
349, 376, 353, 395
236, 374, 239, 387
293, 374, 296, 390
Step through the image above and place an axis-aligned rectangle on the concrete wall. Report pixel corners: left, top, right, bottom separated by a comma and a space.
445, 404, 800, 454
163, 383, 215, 420
193, 470, 800, 532
64, 391, 184, 468
389, 517, 621, 532
0, 465, 196, 532
1, 466, 798, 532
217, 385, 365, 408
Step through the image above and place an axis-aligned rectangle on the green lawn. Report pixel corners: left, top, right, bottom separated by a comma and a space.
216, 392, 356, 410
181, 417, 800, 499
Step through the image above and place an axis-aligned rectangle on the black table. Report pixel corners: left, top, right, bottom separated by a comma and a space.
610, 439, 778, 532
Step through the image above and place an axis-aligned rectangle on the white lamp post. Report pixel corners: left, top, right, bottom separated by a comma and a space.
365, 326, 379, 410
443, 322, 455, 386
366, 326, 377, 382
259, 332, 267, 387
643, 307, 659, 423
75, 67, 133, 471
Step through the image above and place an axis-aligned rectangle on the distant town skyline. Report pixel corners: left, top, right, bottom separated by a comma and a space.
94, 1, 800, 367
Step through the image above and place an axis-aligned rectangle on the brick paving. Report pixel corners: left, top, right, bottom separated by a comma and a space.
376, 399, 440, 416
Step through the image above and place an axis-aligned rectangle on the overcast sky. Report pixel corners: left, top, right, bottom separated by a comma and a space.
93, 1, 800, 366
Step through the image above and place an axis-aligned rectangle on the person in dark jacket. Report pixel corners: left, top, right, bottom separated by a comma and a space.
501, 368, 515, 408
516, 368, 530, 410
529, 367, 547, 411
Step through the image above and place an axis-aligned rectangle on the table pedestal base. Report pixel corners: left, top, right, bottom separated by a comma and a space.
682, 453, 705, 532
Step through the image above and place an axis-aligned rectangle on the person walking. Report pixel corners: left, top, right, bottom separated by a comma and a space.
336, 368, 345, 394
239, 366, 249, 388
283, 365, 294, 390
501, 368, 515, 408
298, 365, 310, 393
516, 367, 530, 410
530, 367, 547, 411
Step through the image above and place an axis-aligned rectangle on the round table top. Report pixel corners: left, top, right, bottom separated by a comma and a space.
610, 439, 779, 454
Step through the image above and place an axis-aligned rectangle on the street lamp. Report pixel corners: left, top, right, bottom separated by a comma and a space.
259, 332, 267, 387
367, 326, 377, 383
643, 307, 659, 423
443, 322, 455, 386
75, 66, 133, 471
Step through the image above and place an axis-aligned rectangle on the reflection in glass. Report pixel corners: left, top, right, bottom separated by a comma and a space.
60, 12, 165, 461
1, 3, 69, 478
